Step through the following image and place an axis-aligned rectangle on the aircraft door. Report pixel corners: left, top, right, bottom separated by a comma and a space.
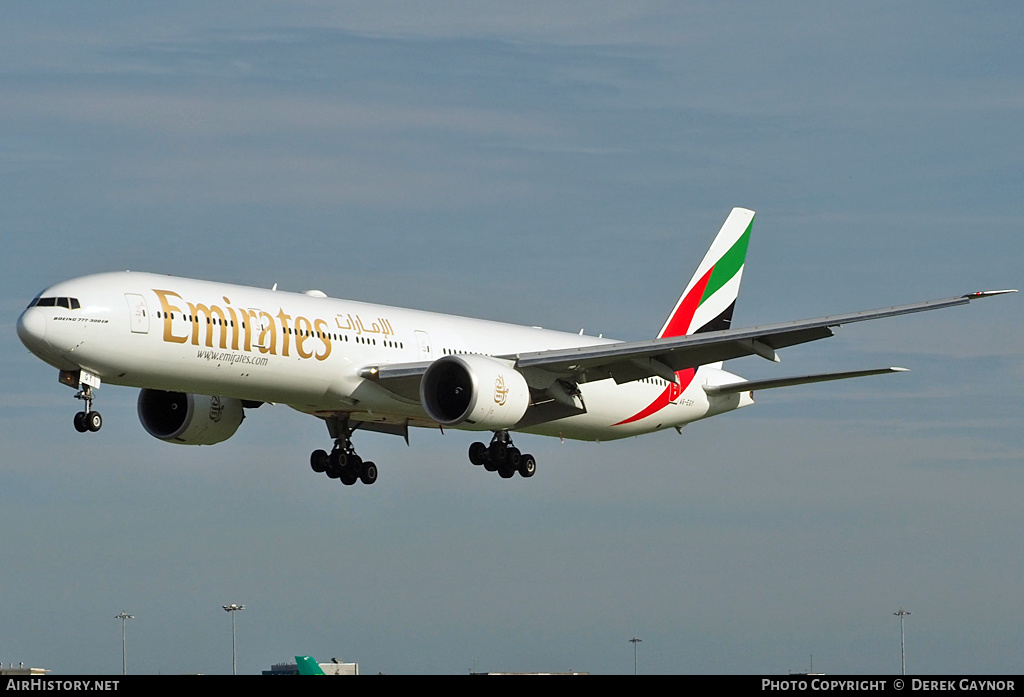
249, 309, 268, 347
125, 294, 150, 334
668, 368, 694, 404
415, 330, 432, 361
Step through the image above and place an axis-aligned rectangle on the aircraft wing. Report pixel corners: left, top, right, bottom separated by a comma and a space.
510, 291, 1013, 385
361, 291, 1014, 398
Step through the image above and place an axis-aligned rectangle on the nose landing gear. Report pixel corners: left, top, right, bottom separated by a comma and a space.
69, 377, 102, 434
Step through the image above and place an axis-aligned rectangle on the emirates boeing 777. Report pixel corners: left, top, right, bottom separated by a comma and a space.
16, 208, 1014, 486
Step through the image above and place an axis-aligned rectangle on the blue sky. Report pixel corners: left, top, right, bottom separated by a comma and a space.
2, 2, 1022, 675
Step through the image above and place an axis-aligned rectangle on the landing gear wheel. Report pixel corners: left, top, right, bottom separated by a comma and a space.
469, 442, 488, 466
73, 412, 88, 433
360, 461, 378, 485
315, 416, 381, 487
310, 449, 328, 473
85, 411, 102, 432
488, 441, 507, 465
330, 449, 347, 469
473, 431, 536, 479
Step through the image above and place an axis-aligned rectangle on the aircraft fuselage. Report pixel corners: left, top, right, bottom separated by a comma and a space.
18, 271, 737, 442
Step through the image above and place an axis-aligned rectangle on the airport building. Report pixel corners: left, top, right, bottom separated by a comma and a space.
0, 664, 49, 676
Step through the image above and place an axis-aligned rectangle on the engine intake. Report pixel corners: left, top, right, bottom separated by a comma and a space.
137, 389, 244, 445
420, 355, 530, 430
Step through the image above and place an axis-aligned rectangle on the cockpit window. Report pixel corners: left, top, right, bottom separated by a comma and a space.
28, 296, 81, 310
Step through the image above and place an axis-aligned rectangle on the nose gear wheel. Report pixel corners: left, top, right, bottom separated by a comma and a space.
71, 384, 102, 433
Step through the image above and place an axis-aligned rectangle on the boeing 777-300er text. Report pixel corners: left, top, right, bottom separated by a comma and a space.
16, 208, 1015, 486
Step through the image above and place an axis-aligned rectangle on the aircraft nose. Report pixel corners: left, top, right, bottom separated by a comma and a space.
17, 307, 48, 352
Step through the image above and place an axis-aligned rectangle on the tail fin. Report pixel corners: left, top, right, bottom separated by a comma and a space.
658, 207, 754, 344
295, 656, 326, 675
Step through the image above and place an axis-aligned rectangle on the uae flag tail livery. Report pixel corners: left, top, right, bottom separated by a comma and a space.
659, 206, 753, 343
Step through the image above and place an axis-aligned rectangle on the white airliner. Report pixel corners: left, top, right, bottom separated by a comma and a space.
16, 208, 1014, 486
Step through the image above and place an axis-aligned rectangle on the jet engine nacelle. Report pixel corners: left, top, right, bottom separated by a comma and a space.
420, 354, 531, 430
137, 389, 244, 445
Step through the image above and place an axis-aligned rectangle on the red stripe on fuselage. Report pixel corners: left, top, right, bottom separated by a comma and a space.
613, 367, 695, 426
616, 265, 713, 426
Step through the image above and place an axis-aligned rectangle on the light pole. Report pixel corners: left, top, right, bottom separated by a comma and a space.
629, 637, 642, 675
114, 611, 134, 675
222, 604, 245, 675
893, 607, 911, 675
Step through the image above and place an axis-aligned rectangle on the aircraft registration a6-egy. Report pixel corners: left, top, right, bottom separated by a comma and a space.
16, 208, 1015, 486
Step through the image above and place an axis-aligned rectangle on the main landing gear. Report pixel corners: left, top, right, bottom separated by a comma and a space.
309, 417, 377, 486
72, 384, 102, 434
469, 430, 536, 479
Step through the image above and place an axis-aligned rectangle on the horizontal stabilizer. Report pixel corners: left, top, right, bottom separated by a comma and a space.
702, 367, 908, 395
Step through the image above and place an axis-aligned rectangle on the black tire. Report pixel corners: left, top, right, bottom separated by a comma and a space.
340, 468, 358, 486
498, 465, 516, 479
488, 441, 507, 465
86, 411, 102, 432
506, 446, 521, 468
310, 449, 328, 473
330, 450, 347, 469
74, 412, 88, 433
469, 441, 488, 466
518, 454, 537, 478
360, 461, 378, 485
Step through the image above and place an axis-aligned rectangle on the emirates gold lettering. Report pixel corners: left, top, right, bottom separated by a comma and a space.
241, 309, 255, 351
153, 289, 189, 344
294, 316, 313, 359
276, 309, 292, 357
152, 289, 366, 363
257, 311, 277, 355
187, 302, 228, 348
313, 319, 332, 360
221, 297, 240, 351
